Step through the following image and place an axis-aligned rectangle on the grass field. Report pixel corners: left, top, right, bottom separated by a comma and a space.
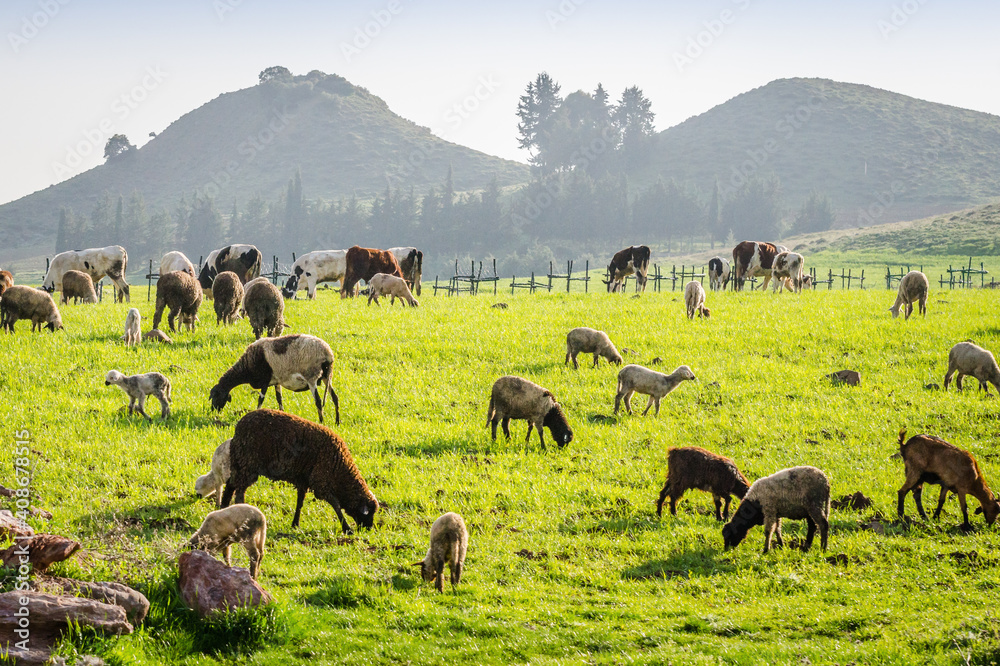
3, 285, 1000, 665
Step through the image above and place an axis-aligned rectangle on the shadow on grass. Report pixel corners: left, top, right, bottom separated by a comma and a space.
78, 498, 198, 533
622, 545, 728, 580
587, 413, 618, 425
393, 435, 557, 457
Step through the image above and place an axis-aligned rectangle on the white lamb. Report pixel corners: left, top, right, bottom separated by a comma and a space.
123, 308, 141, 347
105, 370, 172, 422
889, 271, 929, 320
367, 272, 418, 307
683, 281, 710, 319
195, 439, 232, 507
413, 512, 468, 593
187, 503, 267, 579
614, 364, 696, 416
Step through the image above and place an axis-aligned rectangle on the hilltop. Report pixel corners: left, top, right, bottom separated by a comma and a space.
640, 78, 1000, 225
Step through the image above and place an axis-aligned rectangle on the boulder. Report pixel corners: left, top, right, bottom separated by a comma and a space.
0, 535, 80, 573
0, 511, 34, 539
0, 591, 132, 665
178, 550, 271, 617
33, 577, 149, 625
826, 369, 861, 386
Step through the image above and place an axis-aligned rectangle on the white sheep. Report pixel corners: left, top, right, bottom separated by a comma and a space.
722, 466, 831, 553
889, 270, 928, 319
683, 281, 710, 319
565, 327, 623, 369
187, 503, 267, 579
105, 370, 172, 422
195, 439, 232, 507
944, 341, 1000, 395
413, 512, 468, 593
614, 364, 696, 416
367, 272, 418, 307
123, 308, 141, 347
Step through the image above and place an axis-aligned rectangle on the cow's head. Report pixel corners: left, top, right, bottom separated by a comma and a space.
282, 266, 303, 299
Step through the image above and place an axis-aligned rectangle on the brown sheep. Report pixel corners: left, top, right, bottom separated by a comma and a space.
212, 271, 244, 325
60, 270, 98, 304
656, 447, 750, 521
242, 278, 285, 339
897, 429, 1000, 529
153, 270, 203, 332
0, 286, 63, 333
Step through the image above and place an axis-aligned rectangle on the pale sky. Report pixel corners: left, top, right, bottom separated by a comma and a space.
2, 0, 998, 206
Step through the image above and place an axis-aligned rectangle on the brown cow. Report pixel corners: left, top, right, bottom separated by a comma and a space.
0, 270, 12, 298
341, 246, 403, 298
606, 246, 651, 293
732, 241, 783, 291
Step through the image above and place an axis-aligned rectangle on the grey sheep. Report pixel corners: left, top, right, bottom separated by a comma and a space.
614, 364, 696, 416
212, 271, 244, 325
188, 503, 266, 579
722, 466, 830, 553
889, 270, 928, 319
242, 277, 286, 339
656, 447, 750, 521
413, 512, 468, 593
60, 270, 98, 304
486, 375, 573, 448
684, 281, 710, 319
565, 327, 623, 369
209, 334, 340, 424
221, 409, 379, 532
0, 285, 64, 333
195, 439, 231, 507
944, 341, 1000, 395
153, 270, 203, 333
105, 370, 172, 422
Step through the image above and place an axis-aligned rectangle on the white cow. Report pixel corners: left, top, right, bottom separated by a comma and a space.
771, 251, 805, 293
42, 245, 130, 302
281, 250, 348, 299
159, 251, 195, 278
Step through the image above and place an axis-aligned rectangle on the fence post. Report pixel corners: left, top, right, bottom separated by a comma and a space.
148, 259, 153, 302
585, 260, 589, 293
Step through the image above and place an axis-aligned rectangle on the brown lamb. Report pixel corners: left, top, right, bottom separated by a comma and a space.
656, 446, 750, 520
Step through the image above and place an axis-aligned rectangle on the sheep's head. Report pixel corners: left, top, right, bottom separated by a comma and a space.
105, 370, 124, 385
209, 384, 232, 411
412, 558, 436, 583
544, 405, 573, 448
350, 497, 379, 530
674, 365, 697, 382
608, 350, 624, 366
975, 498, 1000, 526
195, 474, 216, 498
722, 499, 763, 551
700, 306, 711, 318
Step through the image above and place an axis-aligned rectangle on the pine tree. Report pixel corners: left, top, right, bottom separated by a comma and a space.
516, 73, 563, 175
613, 86, 656, 171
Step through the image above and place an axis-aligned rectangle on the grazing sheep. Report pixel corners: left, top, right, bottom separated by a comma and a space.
221, 409, 379, 532
60, 270, 98, 304
614, 364, 696, 416
0, 285, 63, 333
366, 272, 418, 307
722, 466, 831, 553
242, 278, 285, 339
0, 270, 12, 298
944, 341, 1000, 395
486, 376, 573, 448
153, 270, 203, 333
896, 429, 1000, 529
209, 334, 340, 424
413, 512, 468, 593
195, 439, 232, 507
212, 271, 244, 325
889, 270, 928, 319
104, 370, 171, 422
656, 447, 750, 521
684, 281, 710, 319
187, 503, 267, 579
565, 327, 623, 369
123, 308, 141, 347
143, 329, 173, 344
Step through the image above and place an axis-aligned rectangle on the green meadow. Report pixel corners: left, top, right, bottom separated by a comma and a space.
2, 284, 1000, 665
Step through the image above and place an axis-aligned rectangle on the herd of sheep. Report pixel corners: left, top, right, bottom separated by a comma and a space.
1, 243, 999, 594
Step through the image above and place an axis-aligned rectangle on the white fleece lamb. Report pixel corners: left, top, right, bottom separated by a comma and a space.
187, 503, 267, 579
195, 439, 232, 507
614, 364, 696, 416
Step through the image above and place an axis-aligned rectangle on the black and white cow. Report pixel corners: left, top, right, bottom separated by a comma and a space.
606, 245, 651, 293
708, 257, 731, 292
197, 244, 262, 298
282, 250, 348, 299
387, 247, 423, 296
42, 245, 130, 303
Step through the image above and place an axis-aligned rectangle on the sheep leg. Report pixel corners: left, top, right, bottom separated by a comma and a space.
274, 386, 284, 411
327, 496, 353, 534
944, 366, 956, 390
157, 393, 170, 420
655, 482, 671, 517
536, 422, 546, 449
326, 380, 341, 426
933, 487, 949, 519
524, 422, 533, 443
773, 519, 784, 548
312, 385, 324, 424
669, 493, 680, 516
713, 495, 724, 521
762, 517, 777, 553
257, 386, 268, 409
490, 418, 499, 441
135, 394, 152, 422
501, 418, 511, 440
223, 544, 232, 568
957, 493, 972, 528
435, 570, 444, 593
452, 561, 462, 591
722, 495, 733, 520
803, 517, 817, 552
624, 391, 634, 415
956, 373, 964, 391
246, 543, 260, 579
642, 395, 655, 416
127, 397, 136, 416
292, 485, 307, 529
613, 391, 623, 414
592, 353, 600, 368
912, 485, 929, 520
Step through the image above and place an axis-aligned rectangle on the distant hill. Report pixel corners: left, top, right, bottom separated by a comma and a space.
0, 70, 529, 253
638, 78, 1000, 225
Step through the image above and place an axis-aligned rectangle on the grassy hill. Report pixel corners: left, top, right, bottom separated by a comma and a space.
0, 70, 529, 253
640, 78, 1000, 225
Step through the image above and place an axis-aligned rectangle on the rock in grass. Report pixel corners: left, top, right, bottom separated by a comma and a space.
0, 510, 34, 539
826, 370, 861, 386
178, 550, 271, 618
0, 591, 132, 665
33, 577, 150, 625
0, 534, 80, 572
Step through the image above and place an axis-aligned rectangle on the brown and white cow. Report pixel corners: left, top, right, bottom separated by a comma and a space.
387, 247, 424, 296
771, 251, 805, 293
341, 246, 403, 298
606, 245, 651, 293
732, 241, 784, 291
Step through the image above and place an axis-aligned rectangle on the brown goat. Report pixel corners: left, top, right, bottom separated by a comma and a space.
656, 446, 751, 521
896, 429, 1000, 529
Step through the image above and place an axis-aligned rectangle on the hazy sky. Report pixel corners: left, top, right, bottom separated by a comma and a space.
2, 0, 997, 206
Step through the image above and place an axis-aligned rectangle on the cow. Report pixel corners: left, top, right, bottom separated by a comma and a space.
42, 245, 130, 303
197, 244, 262, 299
340, 246, 403, 298
771, 251, 805, 293
387, 247, 424, 296
159, 251, 196, 278
0, 270, 12, 298
282, 250, 348, 299
606, 245, 651, 293
732, 241, 782, 292
708, 257, 730, 292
